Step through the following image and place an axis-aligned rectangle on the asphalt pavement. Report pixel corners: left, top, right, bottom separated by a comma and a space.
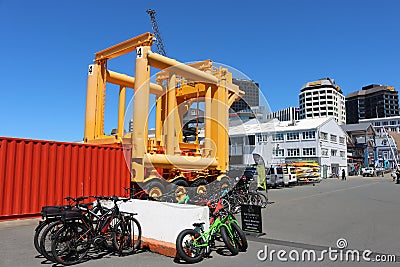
1, 175, 399, 267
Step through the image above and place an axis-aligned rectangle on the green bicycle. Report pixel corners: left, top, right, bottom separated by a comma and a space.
176, 198, 244, 263
220, 209, 248, 252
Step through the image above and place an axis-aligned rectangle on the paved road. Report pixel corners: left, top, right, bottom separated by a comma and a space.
1, 176, 399, 266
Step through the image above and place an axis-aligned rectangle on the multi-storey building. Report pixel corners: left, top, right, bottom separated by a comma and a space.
299, 78, 346, 125
229, 117, 348, 177
231, 78, 259, 112
346, 84, 399, 124
265, 107, 300, 122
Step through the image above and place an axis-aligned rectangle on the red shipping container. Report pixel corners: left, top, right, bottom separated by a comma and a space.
0, 137, 131, 219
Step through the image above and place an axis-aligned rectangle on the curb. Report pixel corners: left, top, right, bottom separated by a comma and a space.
141, 237, 177, 258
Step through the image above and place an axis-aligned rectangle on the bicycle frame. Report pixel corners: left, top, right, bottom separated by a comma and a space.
192, 217, 234, 250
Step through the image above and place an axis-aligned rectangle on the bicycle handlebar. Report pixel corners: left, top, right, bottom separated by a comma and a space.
64, 196, 88, 203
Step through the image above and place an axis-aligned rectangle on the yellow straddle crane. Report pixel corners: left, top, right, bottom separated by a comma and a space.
84, 32, 243, 198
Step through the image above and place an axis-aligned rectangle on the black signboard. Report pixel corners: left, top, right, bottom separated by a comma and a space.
241, 204, 265, 236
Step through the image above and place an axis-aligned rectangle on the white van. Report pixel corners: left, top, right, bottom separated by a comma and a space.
267, 166, 284, 188
283, 166, 298, 186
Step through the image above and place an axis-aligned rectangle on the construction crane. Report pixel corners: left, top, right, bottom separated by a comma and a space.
146, 9, 167, 56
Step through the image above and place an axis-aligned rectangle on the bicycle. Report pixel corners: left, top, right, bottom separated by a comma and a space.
175, 198, 240, 263
37, 196, 99, 261
50, 196, 141, 265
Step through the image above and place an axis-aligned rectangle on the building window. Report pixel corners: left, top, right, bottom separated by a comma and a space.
320, 132, 328, 140
340, 151, 345, 157
273, 149, 284, 157
287, 148, 300, 157
330, 134, 337, 143
287, 132, 300, 141
339, 136, 345, 144
303, 148, 316, 156
257, 134, 267, 142
322, 148, 329, 156
247, 135, 255, 146
302, 131, 316, 140
331, 149, 337, 156
273, 133, 284, 141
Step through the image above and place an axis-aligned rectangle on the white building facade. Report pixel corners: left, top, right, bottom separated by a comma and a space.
299, 78, 346, 125
229, 117, 348, 177
360, 116, 400, 134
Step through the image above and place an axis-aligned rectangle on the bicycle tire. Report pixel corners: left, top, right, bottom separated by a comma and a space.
230, 222, 248, 252
176, 229, 205, 263
257, 192, 268, 208
51, 222, 90, 265
33, 220, 53, 255
39, 220, 64, 262
112, 217, 142, 255
220, 225, 239, 255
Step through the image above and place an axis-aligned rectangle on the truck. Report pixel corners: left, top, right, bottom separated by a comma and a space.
83, 33, 244, 199
290, 161, 320, 183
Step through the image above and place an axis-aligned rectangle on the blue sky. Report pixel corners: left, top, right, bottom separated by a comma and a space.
0, 0, 399, 141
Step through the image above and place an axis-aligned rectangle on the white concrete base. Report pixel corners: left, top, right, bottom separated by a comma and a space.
102, 199, 210, 244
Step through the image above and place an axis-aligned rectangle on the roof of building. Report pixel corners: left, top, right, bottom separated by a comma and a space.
340, 122, 373, 132
301, 78, 342, 93
341, 123, 376, 138
229, 117, 334, 136
359, 116, 400, 123
346, 85, 397, 98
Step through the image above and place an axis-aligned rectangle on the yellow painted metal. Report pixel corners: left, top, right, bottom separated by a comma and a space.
106, 70, 163, 96
84, 64, 99, 142
143, 154, 218, 170
131, 45, 151, 182
155, 96, 162, 142
118, 86, 126, 138
204, 85, 213, 158
84, 33, 245, 184
95, 32, 154, 62
147, 52, 218, 84
166, 74, 177, 155
95, 62, 106, 140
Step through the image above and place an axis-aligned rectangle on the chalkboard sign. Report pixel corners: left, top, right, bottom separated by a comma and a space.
241, 204, 264, 235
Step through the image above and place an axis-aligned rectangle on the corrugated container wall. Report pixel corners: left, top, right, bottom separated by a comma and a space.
0, 137, 131, 219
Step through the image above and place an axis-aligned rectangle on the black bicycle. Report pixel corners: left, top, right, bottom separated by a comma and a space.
50, 196, 141, 265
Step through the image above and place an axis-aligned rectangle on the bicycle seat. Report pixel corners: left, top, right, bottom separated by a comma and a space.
193, 222, 205, 227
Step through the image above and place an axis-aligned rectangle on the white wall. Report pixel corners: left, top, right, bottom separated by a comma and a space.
319, 119, 348, 174
103, 200, 210, 244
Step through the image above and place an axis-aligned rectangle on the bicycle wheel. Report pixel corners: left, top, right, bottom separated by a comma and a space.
220, 225, 239, 255
34, 220, 52, 255
39, 221, 64, 262
51, 222, 90, 265
257, 192, 268, 208
230, 222, 248, 252
176, 229, 205, 263
112, 217, 142, 255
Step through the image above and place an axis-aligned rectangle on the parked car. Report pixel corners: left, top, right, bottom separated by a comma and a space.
361, 167, 375, 177
243, 166, 256, 181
